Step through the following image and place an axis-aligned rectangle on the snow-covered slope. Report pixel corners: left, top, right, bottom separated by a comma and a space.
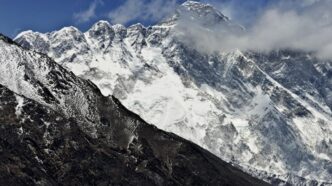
0, 33, 270, 185
15, 1, 332, 185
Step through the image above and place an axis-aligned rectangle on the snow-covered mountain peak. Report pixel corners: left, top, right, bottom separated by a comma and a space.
54, 26, 81, 36
13, 30, 49, 54
160, 0, 242, 34
49, 26, 85, 48
14, 30, 35, 40
88, 20, 112, 33
160, 1, 229, 26
181, 0, 223, 14
86, 20, 115, 48
112, 24, 126, 33
127, 24, 146, 40
13, 2, 332, 184
128, 23, 145, 32
178, 0, 229, 23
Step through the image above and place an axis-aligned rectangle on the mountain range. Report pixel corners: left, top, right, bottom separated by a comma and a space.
8, 1, 332, 185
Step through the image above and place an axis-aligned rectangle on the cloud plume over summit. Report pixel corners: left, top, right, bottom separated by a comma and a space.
175, 0, 332, 59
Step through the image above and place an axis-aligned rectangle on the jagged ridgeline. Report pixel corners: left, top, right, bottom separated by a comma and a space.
0, 33, 271, 185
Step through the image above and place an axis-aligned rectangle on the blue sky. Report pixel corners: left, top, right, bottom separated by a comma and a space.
0, 0, 123, 37
0, 0, 274, 38
0, 0, 319, 38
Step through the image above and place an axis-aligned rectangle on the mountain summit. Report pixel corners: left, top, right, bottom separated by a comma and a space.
174, 1, 229, 24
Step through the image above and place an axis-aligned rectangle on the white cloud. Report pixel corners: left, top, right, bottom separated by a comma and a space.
174, 0, 332, 59
74, 0, 102, 23
108, 0, 177, 24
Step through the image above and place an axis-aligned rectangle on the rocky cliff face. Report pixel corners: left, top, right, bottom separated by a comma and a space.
14, 1, 332, 185
0, 33, 270, 185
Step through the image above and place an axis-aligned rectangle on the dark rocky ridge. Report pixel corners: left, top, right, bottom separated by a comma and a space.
0, 34, 269, 185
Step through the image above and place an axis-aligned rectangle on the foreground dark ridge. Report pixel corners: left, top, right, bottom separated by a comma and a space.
0, 33, 269, 185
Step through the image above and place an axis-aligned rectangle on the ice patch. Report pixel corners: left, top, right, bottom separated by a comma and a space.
15, 95, 24, 117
